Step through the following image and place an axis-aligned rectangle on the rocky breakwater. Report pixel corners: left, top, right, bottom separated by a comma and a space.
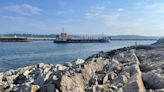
0, 44, 164, 92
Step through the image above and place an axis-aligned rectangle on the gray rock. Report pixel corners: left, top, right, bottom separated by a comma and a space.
143, 71, 164, 89
153, 89, 164, 92
123, 64, 146, 92
39, 84, 56, 92
64, 62, 72, 67
38, 63, 45, 68
110, 85, 118, 90
12, 84, 31, 92
73, 59, 85, 65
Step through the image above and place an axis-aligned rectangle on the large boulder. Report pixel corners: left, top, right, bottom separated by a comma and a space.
143, 71, 164, 89
123, 64, 146, 92
39, 84, 56, 92
60, 74, 85, 92
73, 59, 85, 65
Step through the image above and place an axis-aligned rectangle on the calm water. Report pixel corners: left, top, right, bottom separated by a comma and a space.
0, 40, 156, 71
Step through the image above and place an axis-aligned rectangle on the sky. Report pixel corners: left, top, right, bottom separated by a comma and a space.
0, 0, 164, 36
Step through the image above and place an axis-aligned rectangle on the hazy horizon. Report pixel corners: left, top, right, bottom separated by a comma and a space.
0, 0, 164, 36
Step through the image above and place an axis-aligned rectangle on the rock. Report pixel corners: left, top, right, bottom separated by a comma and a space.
103, 74, 109, 84
117, 83, 123, 88
44, 71, 52, 81
153, 38, 164, 46
140, 62, 164, 72
2, 44, 164, 92
89, 76, 97, 86
153, 89, 164, 92
14, 74, 27, 84
39, 84, 55, 92
96, 74, 106, 84
110, 85, 118, 90
81, 58, 109, 82
38, 63, 45, 68
74, 59, 85, 65
115, 88, 123, 92
55, 64, 66, 71
108, 72, 117, 80
123, 64, 146, 92
12, 84, 31, 92
17, 65, 34, 75
60, 74, 85, 92
143, 71, 164, 89
31, 85, 40, 92
103, 59, 119, 72
31, 68, 44, 86
23, 70, 32, 76
122, 64, 141, 77
43, 68, 50, 74
113, 49, 140, 64
3, 69, 16, 76
111, 74, 129, 86
93, 84, 110, 92
63, 62, 72, 67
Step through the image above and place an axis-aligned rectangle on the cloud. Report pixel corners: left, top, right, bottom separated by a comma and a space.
84, 6, 105, 19
99, 13, 164, 36
0, 14, 58, 34
3, 4, 41, 16
145, 4, 164, 13
118, 8, 124, 12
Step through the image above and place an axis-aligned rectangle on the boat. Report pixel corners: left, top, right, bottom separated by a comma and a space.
54, 32, 109, 43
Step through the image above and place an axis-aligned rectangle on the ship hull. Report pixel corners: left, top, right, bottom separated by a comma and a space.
54, 39, 109, 43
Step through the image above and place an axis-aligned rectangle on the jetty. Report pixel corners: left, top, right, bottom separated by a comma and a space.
0, 36, 31, 42
0, 39, 164, 92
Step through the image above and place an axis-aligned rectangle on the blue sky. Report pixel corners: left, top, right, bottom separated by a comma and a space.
0, 0, 164, 36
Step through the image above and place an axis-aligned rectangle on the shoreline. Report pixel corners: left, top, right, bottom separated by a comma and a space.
0, 43, 164, 91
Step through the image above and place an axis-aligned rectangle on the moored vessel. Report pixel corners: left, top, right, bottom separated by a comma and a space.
54, 32, 109, 43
